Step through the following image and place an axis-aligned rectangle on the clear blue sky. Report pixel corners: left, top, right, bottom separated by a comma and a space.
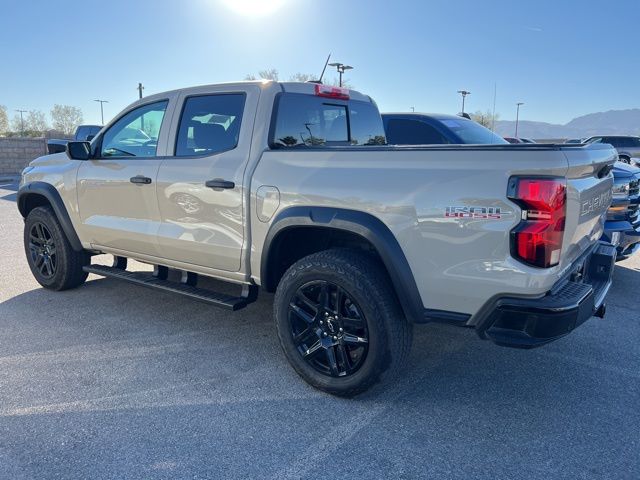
2, 0, 639, 126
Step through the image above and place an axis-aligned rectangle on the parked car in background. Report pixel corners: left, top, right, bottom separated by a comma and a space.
584, 136, 640, 166
382, 116, 637, 261
603, 162, 640, 259
382, 113, 507, 144
504, 137, 536, 144
47, 125, 102, 154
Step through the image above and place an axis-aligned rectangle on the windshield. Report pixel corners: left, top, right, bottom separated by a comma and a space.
438, 118, 507, 144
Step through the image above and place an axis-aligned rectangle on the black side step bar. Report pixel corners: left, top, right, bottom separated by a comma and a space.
83, 264, 258, 311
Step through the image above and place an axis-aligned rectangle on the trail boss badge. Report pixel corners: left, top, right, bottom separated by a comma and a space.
445, 206, 502, 219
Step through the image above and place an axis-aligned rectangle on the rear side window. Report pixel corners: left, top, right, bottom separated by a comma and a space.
271, 93, 386, 148
75, 126, 89, 140
618, 137, 640, 148
438, 118, 507, 144
604, 137, 621, 148
385, 118, 449, 145
76, 125, 100, 141
176, 94, 245, 157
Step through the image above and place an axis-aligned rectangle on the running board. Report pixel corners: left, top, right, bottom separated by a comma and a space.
83, 264, 258, 311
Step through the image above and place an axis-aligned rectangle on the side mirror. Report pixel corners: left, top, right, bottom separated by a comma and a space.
66, 141, 91, 160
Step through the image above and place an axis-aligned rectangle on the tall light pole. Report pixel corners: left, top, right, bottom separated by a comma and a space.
328, 62, 353, 87
15, 109, 27, 136
137, 82, 144, 99
515, 102, 524, 137
94, 99, 108, 125
457, 90, 471, 115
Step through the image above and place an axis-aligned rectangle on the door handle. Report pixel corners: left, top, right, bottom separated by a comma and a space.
130, 175, 152, 185
205, 179, 235, 190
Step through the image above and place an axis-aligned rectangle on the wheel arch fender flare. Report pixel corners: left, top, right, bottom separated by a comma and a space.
17, 182, 83, 252
261, 206, 424, 323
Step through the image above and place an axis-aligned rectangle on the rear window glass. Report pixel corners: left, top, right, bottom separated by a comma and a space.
271, 93, 386, 148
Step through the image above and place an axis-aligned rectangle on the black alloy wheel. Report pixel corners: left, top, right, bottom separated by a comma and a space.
28, 221, 57, 278
23, 206, 90, 290
288, 280, 369, 378
274, 249, 413, 397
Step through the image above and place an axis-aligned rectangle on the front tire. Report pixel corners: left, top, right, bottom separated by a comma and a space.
619, 155, 631, 164
24, 206, 89, 291
274, 249, 413, 397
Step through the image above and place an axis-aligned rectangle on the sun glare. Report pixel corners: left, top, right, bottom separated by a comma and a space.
221, 0, 287, 16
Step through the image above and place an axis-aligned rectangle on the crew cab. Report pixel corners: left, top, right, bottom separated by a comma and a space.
18, 81, 617, 396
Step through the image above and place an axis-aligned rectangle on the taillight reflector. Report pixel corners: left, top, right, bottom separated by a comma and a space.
509, 178, 567, 268
315, 84, 350, 100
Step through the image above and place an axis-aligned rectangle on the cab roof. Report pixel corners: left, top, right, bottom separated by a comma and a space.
133, 80, 373, 105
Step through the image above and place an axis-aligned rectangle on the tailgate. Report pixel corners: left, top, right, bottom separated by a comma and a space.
560, 143, 616, 269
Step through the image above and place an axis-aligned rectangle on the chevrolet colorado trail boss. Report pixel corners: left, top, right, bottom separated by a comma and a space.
18, 81, 617, 396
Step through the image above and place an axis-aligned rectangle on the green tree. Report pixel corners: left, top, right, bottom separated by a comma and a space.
0, 105, 8, 135
10, 114, 25, 135
289, 73, 316, 82
470, 110, 499, 129
51, 104, 83, 136
245, 68, 279, 81
25, 110, 48, 135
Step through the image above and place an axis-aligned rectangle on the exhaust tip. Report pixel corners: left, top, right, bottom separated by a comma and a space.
595, 303, 606, 319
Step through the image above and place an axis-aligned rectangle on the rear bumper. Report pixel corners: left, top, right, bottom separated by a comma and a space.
476, 242, 616, 349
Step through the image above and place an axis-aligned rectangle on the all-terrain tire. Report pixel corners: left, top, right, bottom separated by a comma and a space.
24, 206, 89, 291
274, 249, 413, 397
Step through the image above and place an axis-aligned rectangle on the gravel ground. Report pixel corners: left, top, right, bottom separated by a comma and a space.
0, 179, 638, 479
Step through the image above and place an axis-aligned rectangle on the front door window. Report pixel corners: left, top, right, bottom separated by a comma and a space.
101, 101, 168, 158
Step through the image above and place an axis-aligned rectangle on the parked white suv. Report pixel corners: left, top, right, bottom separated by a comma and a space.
584, 136, 640, 166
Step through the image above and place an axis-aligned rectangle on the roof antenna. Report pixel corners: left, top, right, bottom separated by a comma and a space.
315, 53, 331, 84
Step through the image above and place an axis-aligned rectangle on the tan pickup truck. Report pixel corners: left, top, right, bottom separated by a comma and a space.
18, 81, 617, 396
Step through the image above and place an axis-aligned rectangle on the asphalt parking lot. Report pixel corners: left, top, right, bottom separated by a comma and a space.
0, 179, 639, 480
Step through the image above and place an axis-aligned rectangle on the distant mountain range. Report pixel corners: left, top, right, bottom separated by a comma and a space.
494, 108, 640, 140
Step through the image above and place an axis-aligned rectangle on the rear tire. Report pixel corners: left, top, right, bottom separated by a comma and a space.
619, 155, 630, 164
274, 249, 413, 397
24, 206, 90, 291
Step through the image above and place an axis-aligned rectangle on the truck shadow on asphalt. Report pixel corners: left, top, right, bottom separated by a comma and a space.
0, 181, 18, 203
0, 265, 638, 477
1, 263, 638, 400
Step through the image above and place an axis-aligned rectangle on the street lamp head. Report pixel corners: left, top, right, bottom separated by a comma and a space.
329, 62, 354, 73
517, 102, 524, 106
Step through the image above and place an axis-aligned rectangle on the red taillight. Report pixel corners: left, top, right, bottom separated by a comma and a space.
314, 84, 350, 100
509, 178, 566, 268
